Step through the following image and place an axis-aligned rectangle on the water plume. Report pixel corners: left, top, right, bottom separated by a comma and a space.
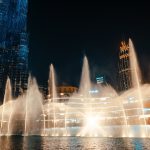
0, 77, 12, 135
129, 39, 147, 136
79, 56, 91, 99
48, 64, 57, 135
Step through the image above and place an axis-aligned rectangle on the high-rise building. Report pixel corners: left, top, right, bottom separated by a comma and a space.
118, 41, 132, 91
0, 0, 28, 98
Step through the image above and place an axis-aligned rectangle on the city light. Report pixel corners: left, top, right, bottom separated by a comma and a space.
89, 89, 99, 94
78, 112, 102, 137
85, 114, 99, 128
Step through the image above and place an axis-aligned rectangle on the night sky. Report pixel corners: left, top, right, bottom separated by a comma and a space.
28, 1, 150, 89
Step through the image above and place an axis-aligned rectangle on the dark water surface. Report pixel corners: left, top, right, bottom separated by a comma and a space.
0, 136, 150, 150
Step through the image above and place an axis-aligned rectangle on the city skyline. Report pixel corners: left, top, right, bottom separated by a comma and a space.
0, 1, 150, 92
28, 0, 150, 87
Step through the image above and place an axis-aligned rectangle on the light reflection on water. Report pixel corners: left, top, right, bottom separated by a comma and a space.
0, 136, 150, 150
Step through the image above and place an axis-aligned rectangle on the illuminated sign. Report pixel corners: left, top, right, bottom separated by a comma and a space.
120, 41, 129, 51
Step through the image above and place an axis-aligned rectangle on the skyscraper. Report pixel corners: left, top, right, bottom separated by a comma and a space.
0, 0, 28, 98
118, 41, 132, 91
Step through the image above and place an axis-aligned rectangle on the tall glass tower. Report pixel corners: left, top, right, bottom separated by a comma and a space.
0, 0, 28, 98
118, 41, 132, 91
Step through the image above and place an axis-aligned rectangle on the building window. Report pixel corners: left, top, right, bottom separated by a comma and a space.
0, 13, 2, 21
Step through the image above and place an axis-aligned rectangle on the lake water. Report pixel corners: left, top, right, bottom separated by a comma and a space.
0, 136, 150, 150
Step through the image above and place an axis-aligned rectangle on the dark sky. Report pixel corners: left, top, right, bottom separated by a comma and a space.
28, 0, 150, 88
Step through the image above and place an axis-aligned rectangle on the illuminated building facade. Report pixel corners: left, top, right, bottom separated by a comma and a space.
57, 86, 78, 96
0, 0, 28, 98
57, 86, 78, 102
118, 41, 132, 91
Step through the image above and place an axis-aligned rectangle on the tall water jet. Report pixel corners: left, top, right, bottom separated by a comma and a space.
24, 76, 43, 135
0, 77, 12, 135
24, 76, 31, 136
79, 56, 92, 123
129, 39, 147, 136
41, 104, 46, 136
48, 64, 57, 135
49, 64, 57, 102
79, 56, 91, 99
6, 80, 13, 136
24, 75, 31, 135
78, 56, 94, 136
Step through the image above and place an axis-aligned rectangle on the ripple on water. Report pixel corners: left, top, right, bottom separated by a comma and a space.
0, 137, 150, 150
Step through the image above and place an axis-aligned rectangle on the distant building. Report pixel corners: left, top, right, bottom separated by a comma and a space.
96, 75, 106, 85
0, 0, 29, 98
57, 86, 78, 102
45, 85, 78, 103
118, 41, 132, 91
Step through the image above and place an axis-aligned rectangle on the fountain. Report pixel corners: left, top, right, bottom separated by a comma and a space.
47, 64, 58, 136
78, 56, 91, 98
129, 39, 147, 136
0, 78, 12, 135
23, 77, 44, 136
0, 39, 150, 137
0, 76, 44, 136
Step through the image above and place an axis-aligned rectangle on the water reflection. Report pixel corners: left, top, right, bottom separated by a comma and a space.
0, 137, 150, 150
0, 136, 23, 149
23, 136, 44, 150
